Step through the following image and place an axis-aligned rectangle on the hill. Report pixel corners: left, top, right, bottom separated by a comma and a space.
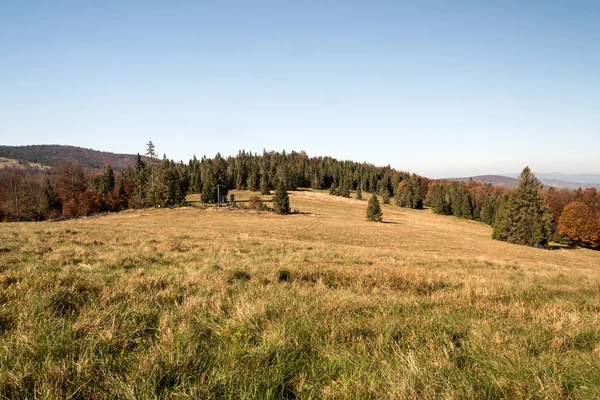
504, 172, 600, 190
0, 145, 142, 171
449, 173, 600, 190
446, 174, 518, 187
2, 188, 600, 398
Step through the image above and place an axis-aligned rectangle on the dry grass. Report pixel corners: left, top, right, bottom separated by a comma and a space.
1, 189, 600, 399
0, 157, 49, 170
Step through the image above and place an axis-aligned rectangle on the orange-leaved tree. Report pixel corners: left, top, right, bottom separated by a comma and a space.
557, 201, 600, 249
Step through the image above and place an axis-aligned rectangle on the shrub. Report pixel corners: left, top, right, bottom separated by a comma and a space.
249, 195, 262, 211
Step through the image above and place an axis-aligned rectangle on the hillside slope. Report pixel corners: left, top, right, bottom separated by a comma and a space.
1, 189, 600, 398
0, 145, 142, 171
447, 174, 518, 187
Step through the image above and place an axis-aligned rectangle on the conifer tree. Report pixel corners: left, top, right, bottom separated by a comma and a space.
201, 153, 228, 204
260, 169, 270, 195
429, 183, 451, 215
273, 181, 290, 215
356, 182, 363, 200
247, 163, 260, 191
39, 179, 61, 218
381, 187, 391, 204
460, 191, 474, 219
480, 190, 496, 225
102, 166, 115, 196
338, 175, 351, 197
411, 179, 424, 209
492, 167, 553, 248
133, 154, 147, 207
366, 193, 383, 222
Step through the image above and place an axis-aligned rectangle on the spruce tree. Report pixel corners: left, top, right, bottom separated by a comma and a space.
481, 193, 496, 225
381, 187, 391, 204
492, 167, 553, 248
338, 175, 350, 198
273, 181, 290, 215
356, 182, 363, 200
366, 193, 383, 222
201, 154, 229, 204
260, 170, 270, 195
39, 179, 61, 218
247, 164, 260, 191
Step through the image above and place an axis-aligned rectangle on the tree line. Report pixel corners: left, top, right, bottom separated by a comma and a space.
423, 169, 599, 249
0, 143, 416, 221
1, 144, 597, 251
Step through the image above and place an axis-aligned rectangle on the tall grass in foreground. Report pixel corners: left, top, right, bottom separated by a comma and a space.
1, 189, 600, 399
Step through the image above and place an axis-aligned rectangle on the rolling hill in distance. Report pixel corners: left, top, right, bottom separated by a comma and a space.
449, 174, 600, 190
0, 145, 145, 171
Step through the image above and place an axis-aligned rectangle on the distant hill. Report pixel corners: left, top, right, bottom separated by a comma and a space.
446, 175, 518, 188
448, 173, 600, 190
503, 172, 600, 190
0, 145, 142, 171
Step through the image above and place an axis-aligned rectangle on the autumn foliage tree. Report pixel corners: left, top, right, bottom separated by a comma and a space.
557, 202, 600, 249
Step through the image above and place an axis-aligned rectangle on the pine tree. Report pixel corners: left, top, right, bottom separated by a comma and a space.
338, 174, 351, 197
260, 169, 270, 195
273, 181, 290, 215
492, 167, 553, 248
356, 182, 363, 200
102, 166, 115, 196
133, 154, 147, 207
39, 179, 61, 219
429, 183, 451, 215
480, 189, 497, 225
201, 154, 229, 204
381, 187, 391, 204
247, 163, 260, 191
411, 179, 424, 209
460, 191, 474, 219
366, 193, 383, 222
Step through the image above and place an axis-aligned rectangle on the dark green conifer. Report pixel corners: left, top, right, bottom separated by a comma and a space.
273, 181, 290, 215
356, 182, 363, 200
201, 153, 228, 204
492, 167, 553, 248
366, 193, 383, 222
381, 187, 391, 204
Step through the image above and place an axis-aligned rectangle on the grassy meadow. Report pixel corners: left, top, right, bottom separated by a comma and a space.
1, 189, 600, 399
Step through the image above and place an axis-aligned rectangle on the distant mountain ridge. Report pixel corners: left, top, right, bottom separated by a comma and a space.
446, 175, 518, 188
449, 174, 600, 190
0, 145, 143, 171
503, 172, 600, 189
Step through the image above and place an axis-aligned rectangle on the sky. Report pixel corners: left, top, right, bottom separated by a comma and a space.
1, 1, 599, 178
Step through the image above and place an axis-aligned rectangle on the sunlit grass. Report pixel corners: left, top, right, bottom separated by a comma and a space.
1, 189, 599, 398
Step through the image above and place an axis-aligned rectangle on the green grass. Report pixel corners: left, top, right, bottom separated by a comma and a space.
0, 189, 600, 399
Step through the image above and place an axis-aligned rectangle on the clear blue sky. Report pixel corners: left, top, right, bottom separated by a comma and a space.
1, 1, 599, 177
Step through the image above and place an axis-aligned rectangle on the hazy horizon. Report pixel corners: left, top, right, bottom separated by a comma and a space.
1, 1, 599, 177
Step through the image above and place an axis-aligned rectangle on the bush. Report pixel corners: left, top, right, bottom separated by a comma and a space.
249, 195, 262, 211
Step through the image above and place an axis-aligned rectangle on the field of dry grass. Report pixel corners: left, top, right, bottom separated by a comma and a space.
1, 189, 600, 399
0, 157, 49, 170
